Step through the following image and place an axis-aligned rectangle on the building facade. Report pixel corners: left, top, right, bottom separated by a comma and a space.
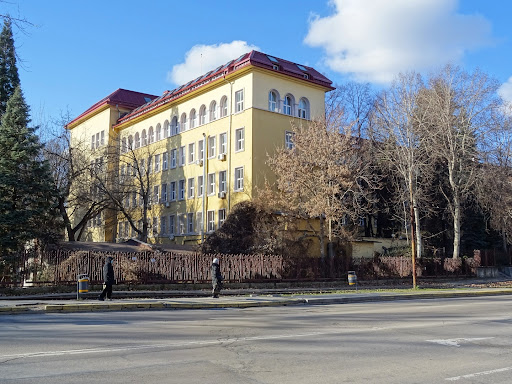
66, 51, 334, 245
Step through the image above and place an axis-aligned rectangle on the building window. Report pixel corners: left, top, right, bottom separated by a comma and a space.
235, 89, 244, 113
283, 95, 292, 115
198, 175, 204, 197
196, 212, 203, 234
161, 183, 168, 202
170, 181, 176, 201
218, 209, 226, 227
152, 217, 158, 236
189, 109, 196, 129
179, 146, 185, 167
220, 96, 228, 117
180, 113, 187, 131
179, 179, 185, 200
171, 116, 179, 135
188, 143, 195, 164
187, 213, 194, 233
198, 139, 204, 161
148, 127, 154, 144
285, 131, 295, 150
164, 120, 170, 138
132, 191, 137, 207
219, 132, 227, 154
121, 137, 127, 153
153, 185, 159, 204
169, 215, 175, 234
219, 170, 227, 193
188, 178, 195, 198
209, 100, 217, 121
161, 216, 167, 235
207, 173, 216, 195
128, 135, 133, 150
207, 210, 215, 232
156, 124, 161, 141
235, 128, 245, 152
208, 136, 216, 158
170, 149, 177, 168
141, 129, 148, 146
298, 98, 309, 119
154, 154, 160, 172
179, 214, 186, 235
199, 105, 207, 125
162, 152, 168, 170
135, 132, 140, 148
235, 167, 244, 191
100, 130, 105, 146
269, 90, 278, 112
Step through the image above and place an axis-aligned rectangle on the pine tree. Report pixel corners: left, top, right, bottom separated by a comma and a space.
0, 87, 60, 257
0, 18, 20, 116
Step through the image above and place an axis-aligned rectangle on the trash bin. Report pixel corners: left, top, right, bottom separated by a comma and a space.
348, 271, 357, 286
77, 274, 89, 300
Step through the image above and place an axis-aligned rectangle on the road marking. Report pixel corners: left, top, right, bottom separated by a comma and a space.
446, 366, 512, 381
427, 337, 493, 347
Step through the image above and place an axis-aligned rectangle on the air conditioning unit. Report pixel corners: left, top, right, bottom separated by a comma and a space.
217, 153, 226, 161
196, 159, 203, 166
218, 191, 226, 199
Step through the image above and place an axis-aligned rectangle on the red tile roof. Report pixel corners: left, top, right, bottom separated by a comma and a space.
115, 51, 334, 127
66, 89, 158, 129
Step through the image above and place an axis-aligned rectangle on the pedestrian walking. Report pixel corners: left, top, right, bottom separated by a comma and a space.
99, 256, 115, 301
211, 257, 223, 298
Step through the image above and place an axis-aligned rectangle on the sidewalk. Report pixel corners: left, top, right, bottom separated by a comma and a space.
2, 286, 512, 315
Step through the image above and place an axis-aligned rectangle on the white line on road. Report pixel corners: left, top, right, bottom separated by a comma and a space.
427, 337, 494, 347
446, 366, 512, 381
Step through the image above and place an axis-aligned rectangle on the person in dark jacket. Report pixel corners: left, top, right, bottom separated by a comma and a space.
99, 256, 115, 301
211, 258, 223, 298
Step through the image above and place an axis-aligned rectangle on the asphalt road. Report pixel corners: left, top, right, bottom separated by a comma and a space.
1, 296, 511, 383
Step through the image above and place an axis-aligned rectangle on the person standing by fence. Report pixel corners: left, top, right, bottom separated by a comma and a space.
211, 258, 223, 298
99, 256, 115, 301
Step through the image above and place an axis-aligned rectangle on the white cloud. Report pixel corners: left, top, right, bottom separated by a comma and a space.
304, 0, 493, 84
168, 41, 260, 86
499, 77, 512, 104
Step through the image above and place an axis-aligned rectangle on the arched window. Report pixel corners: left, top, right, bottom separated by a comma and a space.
199, 105, 207, 125
148, 126, 154, 144
163, 120, 169, 138
134, 132, 140, 149
189, 109, 196, 129
298, 98, 309, 119
283, 94, 294, 116
209, 100, 217, 121
141, 129, 147, 146
220, 96, 228, 117
171, 116, 179, 135
156, 123, 161, 141
269, 90, 278, 112
121, 137, 127, 153
128, 135, 133, 150
180, 113, 187, 131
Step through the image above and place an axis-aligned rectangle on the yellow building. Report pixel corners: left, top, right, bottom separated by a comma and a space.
66, 51, 334, 245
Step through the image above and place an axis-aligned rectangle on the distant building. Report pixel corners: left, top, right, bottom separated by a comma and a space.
66, 51, 334, 245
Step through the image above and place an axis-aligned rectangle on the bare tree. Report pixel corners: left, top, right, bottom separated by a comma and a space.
419, 65, 502, 259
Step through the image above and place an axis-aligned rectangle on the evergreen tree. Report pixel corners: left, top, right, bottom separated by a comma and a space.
0, 18, 20, 116
0, 87, 60, 257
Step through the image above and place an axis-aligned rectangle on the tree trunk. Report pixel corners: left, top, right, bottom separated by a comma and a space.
452, 193, 461, 259
319, 216, 325, 259
413, 202, 422, 259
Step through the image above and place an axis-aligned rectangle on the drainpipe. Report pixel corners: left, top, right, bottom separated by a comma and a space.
223, 76, 234, 211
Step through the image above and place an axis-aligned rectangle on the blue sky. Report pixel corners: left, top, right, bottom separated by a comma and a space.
4, 0, 512, 127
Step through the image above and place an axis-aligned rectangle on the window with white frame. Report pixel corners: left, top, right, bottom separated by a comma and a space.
285, 131, 295, 150
220, 96, 228, 117
161, 183, 167, 202
128, 135, 133, 150
179, 179, 185, 200
154, 154, 160, 172
208, 136, 216, 158
207, 173, 216, 195
179, 214, 186, 235
180, 113, 187, 131
160, 216, 167, 235
235, 128, 245, 151
218, 209, 226, 227
199, 105, 207, 125
269, 90, 278, 111
147, 156, 152, 174
198, 175, 204, 197
170, 149, 177, 168
132, 191, 137, 207
188, 178, 195, 198
198, 139, 204, 161
187, 212, 194, 233
141, 129, 147, 146
169, 215, 175, 234
196, 212, 203, 234
235, 89, 244, 112
189, 109, 196, 129
121, 137, 127, 153
152, 217, 158, 236
100, 130, 105, 146
219, 171, 227, 193
209, 100, 217, 121
170, 181, 176, 201
171, 116, 179, 135
162, 152, 168, 170
188, 143, 195, 163
124, 221, 129, 237
153, 185, 159, 204
179, 146, 185, 166
207, 210, 215, 232
135, 132, 140, 148
298, 98, 309, 119
148, 127, 154, 144
219, 132, 227, 154
164, 120, 170, 138
156, 124, 161, 141
234, 167, 244, 191
283, 95, 292, 115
